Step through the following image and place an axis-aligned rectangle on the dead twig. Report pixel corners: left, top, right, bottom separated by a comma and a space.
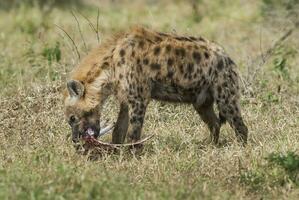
71, 11, 88, 53
55, 24, 81, 60
96, 8, 100, 43
56, 32, 77, 65
244, 23, 298, 94
78, 10, 100, 44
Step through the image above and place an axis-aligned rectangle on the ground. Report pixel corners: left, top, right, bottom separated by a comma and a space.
0, 0, 299, 199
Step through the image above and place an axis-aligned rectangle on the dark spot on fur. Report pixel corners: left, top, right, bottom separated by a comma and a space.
119, 74, 123, 79
137, 86, 143, 93
233, 117, 238, 123
154, 46, 161, 55
165, 45, 172, 53
146, 39, 154, 44
197, 37, 205, 42
139, 103, 145, 110
208, 67, 212, 75
158, 32, 168, 37
193, 51, 201, 63
217, 59, 224, 70
128, 99, 134, 104
167, 71, 174, 78
175, 36, 183, 41
119, 49, 125, 57
130, 42, 135, 47
179, 65, 184, 73
229, 107, 234, 115
150, 63, 161, 70
143, 58, 149, 65
214, 70, 218, 78
167, 58, 173, 66
204, 51, 210, 59
155, 36, 162, 42
130, 116, 137, 124
137, 65, 142, 73
189, 36, 196, 41
175, 48, 185, 57
131, 51, 135, 57
138, 40, 145, 48
101, 62, 109, 69
175, 36, 192, 42
167, 65, 174, 78
187, 63, 194, 73
137, 58, 141, 65
226, 57, 235, 65
231, 90, 235, 96
225, 98, 229, 104
201, 45, 208, 51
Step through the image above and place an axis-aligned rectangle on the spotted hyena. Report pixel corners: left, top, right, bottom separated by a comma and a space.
63, 26, 248, 146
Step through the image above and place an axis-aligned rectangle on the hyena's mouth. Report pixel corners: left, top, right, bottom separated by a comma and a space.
82, 124, 115, 141
82, 128, 97, 140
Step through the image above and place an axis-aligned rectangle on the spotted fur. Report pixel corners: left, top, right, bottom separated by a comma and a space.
64, 26, 248, 145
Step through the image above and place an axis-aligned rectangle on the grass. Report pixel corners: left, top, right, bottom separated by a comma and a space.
0, 0, 299, 199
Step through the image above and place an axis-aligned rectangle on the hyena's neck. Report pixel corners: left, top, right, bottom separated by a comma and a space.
84, 67, 114, 109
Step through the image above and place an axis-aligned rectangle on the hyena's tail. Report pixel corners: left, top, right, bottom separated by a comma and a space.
212, 55, 248, 144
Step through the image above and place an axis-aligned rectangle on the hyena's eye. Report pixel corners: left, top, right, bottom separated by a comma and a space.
69, 115, 77, 125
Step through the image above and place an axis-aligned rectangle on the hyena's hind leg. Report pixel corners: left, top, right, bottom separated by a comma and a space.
193, 91, 220, 144
214, 82, 248, 144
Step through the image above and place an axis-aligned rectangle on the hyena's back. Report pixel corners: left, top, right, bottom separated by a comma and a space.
113, 27, 239, 105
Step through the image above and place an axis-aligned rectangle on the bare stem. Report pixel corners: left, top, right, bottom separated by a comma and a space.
78, 11, 100, 44
71, 11, 88, 53
55, 24, 81, 60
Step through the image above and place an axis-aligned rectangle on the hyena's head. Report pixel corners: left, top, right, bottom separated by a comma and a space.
64, 80, 102, 143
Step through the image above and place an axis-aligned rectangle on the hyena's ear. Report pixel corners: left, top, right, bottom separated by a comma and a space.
67, 80, 85, 98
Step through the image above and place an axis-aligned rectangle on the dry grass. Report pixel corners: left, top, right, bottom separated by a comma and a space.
0, 0, 299, 199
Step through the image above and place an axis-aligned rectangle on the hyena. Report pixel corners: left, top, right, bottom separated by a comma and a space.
63, 26, 248, 145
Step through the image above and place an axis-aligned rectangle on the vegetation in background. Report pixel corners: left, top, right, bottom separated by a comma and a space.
241, 151, 299, 192
0, 0, 84, 10
42, 42, 61, 64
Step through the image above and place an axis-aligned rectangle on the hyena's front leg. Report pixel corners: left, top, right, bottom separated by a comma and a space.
112, 103, 129, 144
127, 98, 148, 142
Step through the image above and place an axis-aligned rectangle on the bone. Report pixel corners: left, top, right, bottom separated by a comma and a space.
99, 123, 115, 136
85, 134, 155, 150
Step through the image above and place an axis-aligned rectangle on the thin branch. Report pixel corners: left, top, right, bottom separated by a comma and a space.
244, 24, 297, 92
259, 27, 265, 63
57, 32, 77, 65
71, 11, 88, 53
55, 24, 81, 60
78, 11, 100, 44
96, 8, 100, 43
